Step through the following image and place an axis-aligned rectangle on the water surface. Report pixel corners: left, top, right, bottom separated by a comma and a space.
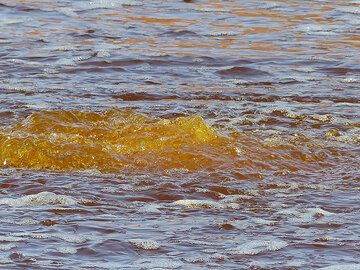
0, 0, 359, 269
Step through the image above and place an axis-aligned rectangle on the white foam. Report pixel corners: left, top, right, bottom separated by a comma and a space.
10, 232, 86, 244
77, 0, 143, 10
278, 207, 335, 223
0, 217, 39, 225
263, 3, 283, 9
0, 192, 77, 207
297, 24, 342, 35
138, 203, 162, 213
134, 258, 183, 269
129, 239, 160, 250
0, 235, 27, 242
196, 8, 231, 13
172, 199, 239, 209
55, 58, 76, 67
54, 45, 76, 51
0, 244, 16, 251
183, 255, 210, 263
293, 67, 315, 73
227, 239, 288, 255
0, 16, 26, 25
319, 264, 360, 270
57, 234, 87, 244
58, 7, 78, 17
220, 195, 254, 203
57, 246, 78, 254
206, 31, 238, 37
341, 78, 358, 84
210, 253, 228, 261
337, 6, 360, 14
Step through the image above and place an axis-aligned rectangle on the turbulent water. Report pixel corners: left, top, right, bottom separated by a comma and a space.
0, 0, 359, 269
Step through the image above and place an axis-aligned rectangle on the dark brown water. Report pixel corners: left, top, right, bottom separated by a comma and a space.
0, 0, 359, 269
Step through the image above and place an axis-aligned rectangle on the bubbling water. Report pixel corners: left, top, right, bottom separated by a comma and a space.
0, 109, 341, 175
0, 109, 232, 172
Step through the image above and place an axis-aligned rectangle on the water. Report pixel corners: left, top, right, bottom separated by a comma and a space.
0, 0, 359, 269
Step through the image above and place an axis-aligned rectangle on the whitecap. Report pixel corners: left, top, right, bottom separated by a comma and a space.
0, 235, 27, 242
172, 199, 239, 209
134, 258, 183, 269
337, 6, 360, 15
58, 7, 78, 17
129, 239, 160, 250
0, 244, 16, 251
138, 203, 162, 213
77, 0, 143, 10
0, 192, 77, 207
227, 239, 288, 255
9, 232, 87, 244
319, 264, 360, 270
57, 246, 78, 254
0, 217, 39, 225
206, 31, 238, 37
57, 234, 87, 244
278, 207, 335, 223
341, 78, 358, 84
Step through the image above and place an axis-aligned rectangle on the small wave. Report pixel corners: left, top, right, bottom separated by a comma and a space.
0, 244, 16, 251
10, 232, 87, 244
319, 264, 360, 270
0, 109, 228, 172
57, 246, 78, 254
227, 239, 288, 255
172, 199, 239, 209
0, 192, 77, 207
129, 239, 160, 250
0, 109, 345, 173
76, 0, 143, 10
216, 66, 270, 78
134, 258, 183, 269
160, 30, 198, 37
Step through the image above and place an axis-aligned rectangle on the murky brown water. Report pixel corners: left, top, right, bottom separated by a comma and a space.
0, 0, 359, 269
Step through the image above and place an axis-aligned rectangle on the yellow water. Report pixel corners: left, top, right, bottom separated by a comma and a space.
0, 0, 359, 268
0, 109, 339, 175
0, 110, 232, 171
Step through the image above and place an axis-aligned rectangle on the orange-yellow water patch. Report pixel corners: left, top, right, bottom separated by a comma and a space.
0, 110, 337, 174
0, 110, 232, 172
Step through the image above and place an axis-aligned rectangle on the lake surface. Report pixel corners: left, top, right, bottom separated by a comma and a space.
0, 0, 359, 269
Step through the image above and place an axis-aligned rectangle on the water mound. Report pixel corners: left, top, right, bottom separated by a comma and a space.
0, 109, 229, 172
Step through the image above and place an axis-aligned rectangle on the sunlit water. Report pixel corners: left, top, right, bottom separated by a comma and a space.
0, 0, 359, 269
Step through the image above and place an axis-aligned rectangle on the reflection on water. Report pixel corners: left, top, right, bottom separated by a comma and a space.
0, 0, 359, 269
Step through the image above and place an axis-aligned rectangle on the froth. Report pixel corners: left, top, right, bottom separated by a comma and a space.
0, 192, 77, 207
172, 199, 239, 209
227, 239, 288, 255
129, 239, 160, 250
